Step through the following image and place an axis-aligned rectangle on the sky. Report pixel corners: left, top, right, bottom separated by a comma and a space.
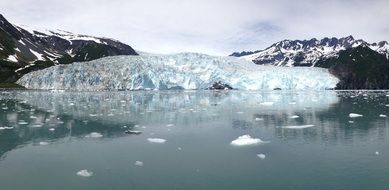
1, 0, 388, 55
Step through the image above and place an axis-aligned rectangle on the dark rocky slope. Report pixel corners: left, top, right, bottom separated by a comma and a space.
0, 14, 138, 83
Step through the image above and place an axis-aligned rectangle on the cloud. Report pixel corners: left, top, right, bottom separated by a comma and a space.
1, 0, 388, 55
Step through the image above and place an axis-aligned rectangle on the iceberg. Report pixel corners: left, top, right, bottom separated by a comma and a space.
17, 53, 339, 91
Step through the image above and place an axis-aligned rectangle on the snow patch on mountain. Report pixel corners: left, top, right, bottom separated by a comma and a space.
17, 53, 339, 91
234, 36, 389, 66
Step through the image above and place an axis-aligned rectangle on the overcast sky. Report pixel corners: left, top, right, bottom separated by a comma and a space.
1, 0, 388, 55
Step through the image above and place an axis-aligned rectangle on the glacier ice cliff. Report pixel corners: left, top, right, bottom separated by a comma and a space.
16, 53, 339, 91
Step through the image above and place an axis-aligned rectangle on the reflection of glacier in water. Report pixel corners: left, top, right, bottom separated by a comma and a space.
10, 90, 340, 125
17, 53, 339, 90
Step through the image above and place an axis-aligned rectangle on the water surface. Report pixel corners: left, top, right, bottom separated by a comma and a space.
0, 90, 388, 190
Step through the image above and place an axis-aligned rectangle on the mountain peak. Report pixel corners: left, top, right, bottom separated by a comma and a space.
231, 36, 389, 67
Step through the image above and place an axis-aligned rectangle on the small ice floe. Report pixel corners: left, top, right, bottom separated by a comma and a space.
385, 105, 389, 107
39, 141, 49, 146
349, 113, 363, 118
289, 102, 297, 105
379, 114, 387, 118
230, 135, 267, 146
29, 115, 37, 119
147, 138, 167, 144
375, 151, 380, 155
348, 121, 354, 124
282, 124, 315, 129
236, 111, 244, 114
89, 114, 98, 117
166, 124, 174, 127
255, 117, 264, 121
49, 128, 55, 131
85, 132, 103, 138
134, 161, 143, 166
290, 115, 300, 119
178, 147, 182, 151
124, 130, 142, 135
257, 154, 266, 159
260, 102, 274, 106
0, 127, 13, 130
18, 120, 29, 125
29, 124, 43, 128
76, 169, 93, 177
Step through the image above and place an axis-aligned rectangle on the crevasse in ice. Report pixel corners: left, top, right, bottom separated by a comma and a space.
16, 53, 339, 90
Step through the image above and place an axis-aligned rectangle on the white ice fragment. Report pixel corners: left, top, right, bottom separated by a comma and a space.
260, 102, 274, 106
85, 132, 103, 138
349, 113, 363, 118
134, 161, 143, 166
76, 169, 93, 177
290, 115, 300, 119
348, 121, 354, 123
18, 120, 29, 125
49, 128, 55, 131
255, 118, 263, 121
147, 138, 167, 143
166, 124, 174, 127
257, 154, 266, 159
379, 114, 387, 118
39, 142, 49, 146
236, 111, 244, 114
375, 151, 380, 155
282, 124, 315, 129
230, 135, 267, 146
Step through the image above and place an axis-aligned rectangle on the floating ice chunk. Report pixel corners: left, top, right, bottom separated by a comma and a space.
125, 130, 142, 135
49, 128, 55, 131
85, 132, 103, 138
147, 138, 167, 143
290, 115, 300, 119
257, 154, 266, 159
0, 127, 13, 130
76, 169, 93, 177
379, 114, 387, 118
282, 124, 314, 129
255, 118, 263, 121
29, 124, 43, 128
230, 135, 267, 146
18, 120, 29, 125
236, 111, 244, 114
349, 113, 363, 118
39, 141, 49, 146
134, 161, 143, 166
166, 124, 174, 127
178, 147, 182, 151
375, 151, 380, 155
260, 102, 274, 106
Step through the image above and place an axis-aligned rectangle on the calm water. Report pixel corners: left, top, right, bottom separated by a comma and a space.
0, 90, 389, 190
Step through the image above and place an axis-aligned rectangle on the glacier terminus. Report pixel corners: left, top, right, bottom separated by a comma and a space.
17, 53, 339, 91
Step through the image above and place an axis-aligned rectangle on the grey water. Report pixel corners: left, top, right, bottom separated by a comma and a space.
0, 90, 389, 190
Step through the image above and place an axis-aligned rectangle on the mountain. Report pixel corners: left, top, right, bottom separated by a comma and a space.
0, 14, 138, 83
326, 45, 389, 89
231, 36, 389, 67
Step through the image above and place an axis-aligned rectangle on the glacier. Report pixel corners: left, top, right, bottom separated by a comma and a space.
16, 53, 339, 91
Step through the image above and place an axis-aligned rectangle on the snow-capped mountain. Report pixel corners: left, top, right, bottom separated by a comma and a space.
231, 36, 389, 67
17, 53, 339, 91
0, 14, 137, 82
